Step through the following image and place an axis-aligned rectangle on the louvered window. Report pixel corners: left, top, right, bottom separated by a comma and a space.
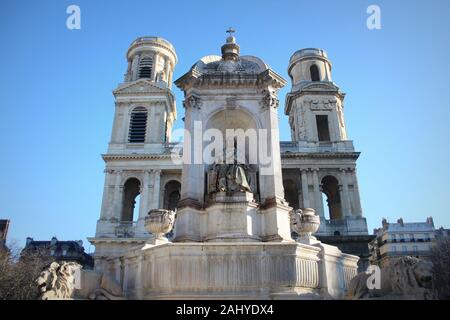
310, 64, 320, 81
128, 108, 148, 143
138, 57, 153, 79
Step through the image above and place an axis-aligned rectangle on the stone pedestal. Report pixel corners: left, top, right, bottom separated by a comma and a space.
174, 192, 293, 243
105, 241, 359, 300
205, 191, 258, 242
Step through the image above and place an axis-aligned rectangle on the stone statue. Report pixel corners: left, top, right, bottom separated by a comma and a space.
347, 256, 435, 300
227, 163, 252, 192
36, 261, 124, 300
208, 163, 252, 194
36, 262, 81, 300
207, 138, 253, 194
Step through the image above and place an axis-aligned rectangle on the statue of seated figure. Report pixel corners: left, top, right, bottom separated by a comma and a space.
208, 162, 252, 194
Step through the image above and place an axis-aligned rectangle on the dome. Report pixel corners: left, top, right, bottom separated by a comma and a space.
289, 48, 329, 65
127, 36, 177, 65
175, 31, 286, 90
190, 54, 269, 74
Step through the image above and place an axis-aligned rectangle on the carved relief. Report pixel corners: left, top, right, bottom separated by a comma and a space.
337, 103, 347, 139
226, 96, 237, 109
260, 89, 279, 109
297, 102, 307, 140
306, 98, 337, 110
183, 95, 202, 110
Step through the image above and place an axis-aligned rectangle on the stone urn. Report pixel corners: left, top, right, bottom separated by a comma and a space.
144, 209, 176, 240
291, 208, 320, 241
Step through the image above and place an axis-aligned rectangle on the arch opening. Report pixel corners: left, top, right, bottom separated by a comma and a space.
205, 108, 257, 165
283, 179, 299, 210
310, 64, 321, 82
321, 175, 342, 220
121, 178, 141, 222
163, 180, 181, 211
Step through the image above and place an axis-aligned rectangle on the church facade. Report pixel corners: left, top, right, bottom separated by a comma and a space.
88, 34, 371, 272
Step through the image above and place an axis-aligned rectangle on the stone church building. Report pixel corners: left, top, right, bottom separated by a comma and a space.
89, 34, 372, 271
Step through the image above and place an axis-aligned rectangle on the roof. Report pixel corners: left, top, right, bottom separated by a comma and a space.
384, 222, 435, 233
190, 55, 269, 74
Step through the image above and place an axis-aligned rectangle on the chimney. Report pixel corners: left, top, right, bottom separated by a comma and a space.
26, 237, 34, 246
382, 218, 388, 229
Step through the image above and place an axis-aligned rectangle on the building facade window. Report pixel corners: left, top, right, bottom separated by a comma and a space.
128, 107, 148, 143
138, 56, 153, 79
316, 115, 331, 142
121, 178, 141, 222
310, 64, 320, 81
321, 175, 342, 220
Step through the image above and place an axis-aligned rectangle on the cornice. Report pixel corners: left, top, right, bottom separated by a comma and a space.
281, 152, 360, 160
175, 69, 286, 91
102, 153, 176, 161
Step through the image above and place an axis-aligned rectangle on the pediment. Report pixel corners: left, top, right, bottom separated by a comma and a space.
301, 82, 339, 92
113, 79, 168, 96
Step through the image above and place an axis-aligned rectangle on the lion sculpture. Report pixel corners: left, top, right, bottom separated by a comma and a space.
36, 261, 80, 300
36, 261, 124, 300
347, 256, 435, 300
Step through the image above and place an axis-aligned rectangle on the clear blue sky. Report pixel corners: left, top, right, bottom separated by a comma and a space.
1, 0, 449, 251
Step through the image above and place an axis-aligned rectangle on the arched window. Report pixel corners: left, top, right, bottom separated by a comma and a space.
283, 179, 299, 210
138, 56, 153, 79
128, 107, 148, 143
121, 178, 141, 222
163, 180, 181, 211
310, 64, 320, 81
321, 175, 342, 220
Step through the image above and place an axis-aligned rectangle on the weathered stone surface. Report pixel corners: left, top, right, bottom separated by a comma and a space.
36, 261, 124, 300
347, 256, 435, 300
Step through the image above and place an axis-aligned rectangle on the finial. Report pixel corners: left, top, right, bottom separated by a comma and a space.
222, 27, 240, 60
226, 27, 235, 37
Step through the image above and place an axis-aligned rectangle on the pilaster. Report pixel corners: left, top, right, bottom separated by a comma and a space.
301, 169, 310, 208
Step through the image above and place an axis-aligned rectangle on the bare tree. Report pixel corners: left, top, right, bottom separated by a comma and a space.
0, 242, 54, 300
431, 237, 450, 299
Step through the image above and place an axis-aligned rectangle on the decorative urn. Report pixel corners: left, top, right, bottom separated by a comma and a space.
145, 209, 176, 240
291, 208, 320, 240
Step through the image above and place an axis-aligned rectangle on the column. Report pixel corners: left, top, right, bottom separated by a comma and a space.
120, 106, 129, 143
301, 169, 310, 208
139, 170, 151, 219
100, 169, 113, 220
312, 168, 324, 217
131, 54, 139, 81
151, 53, 158, 81
168, 62, 173, 88
351, 169, 363, 217
339, 169, 351, 218
164, 57, 170, 83
112, 170, 123, 220
150, 169, 161, 210
134, 256, 144, 299
110, 103, 122, 144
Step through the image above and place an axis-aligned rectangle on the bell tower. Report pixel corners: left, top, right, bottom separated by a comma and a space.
284, 48, 368, 237
108, 37, 177, 155
91, 37, 179, 265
